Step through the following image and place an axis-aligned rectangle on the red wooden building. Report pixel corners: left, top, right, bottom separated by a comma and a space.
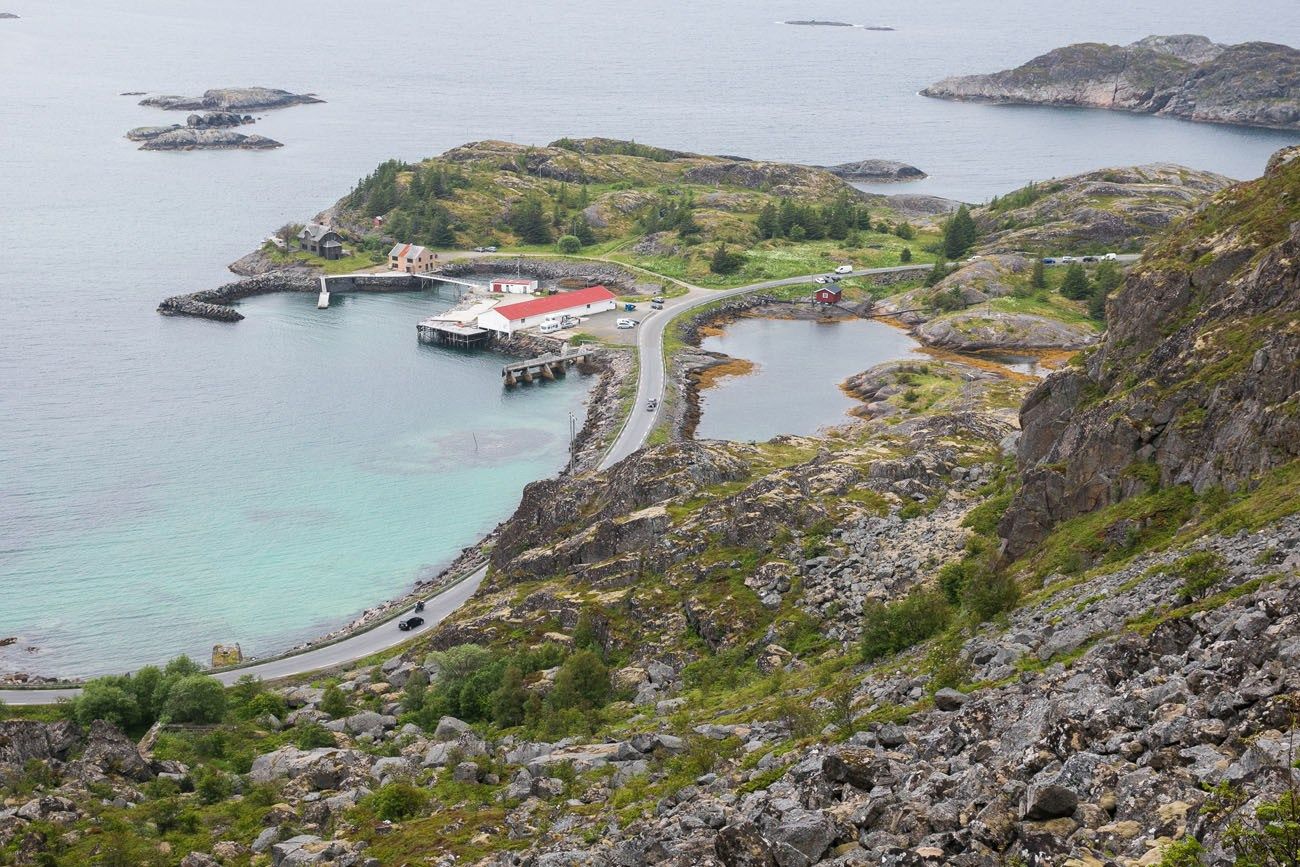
813, 285, 843, 305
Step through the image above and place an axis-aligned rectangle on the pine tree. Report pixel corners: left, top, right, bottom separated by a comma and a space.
1060, 263, 1092, 300
756, 203, 779, 239
509, 197, 552, 245
1031, 258, 1047, 289
924, 261, 951, 287
491, 665, 527, 728
942, 206, 978, 259
900, 247, 913, 263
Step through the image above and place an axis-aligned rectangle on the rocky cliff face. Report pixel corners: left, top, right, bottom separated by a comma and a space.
1000, 146, 1300, 557
923, 35, 1300, 131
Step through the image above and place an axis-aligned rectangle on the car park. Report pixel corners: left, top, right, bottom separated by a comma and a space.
398, 616, 424, 631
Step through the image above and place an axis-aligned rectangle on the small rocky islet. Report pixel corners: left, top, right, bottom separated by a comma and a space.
923, 33, 1300, 130
125, 87, 322, 151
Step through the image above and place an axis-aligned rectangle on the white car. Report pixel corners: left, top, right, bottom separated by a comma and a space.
616, 318, 638, 329
1103, 252, 1118, 260
814, 276, 829, 284
834, 265, 854, 274
1061, 256, 1077, 263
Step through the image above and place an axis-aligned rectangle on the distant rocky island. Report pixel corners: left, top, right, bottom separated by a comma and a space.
922, 34, 1300, 130
783, 20, 895, 30
127, 87, 319, 151
817, 158, 926, 182
138, 86, 322, 112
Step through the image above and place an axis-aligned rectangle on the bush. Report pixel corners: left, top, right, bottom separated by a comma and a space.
899, 247, 912, 263
161, 675, 227, 724
241, 692, 288, 722
367, 782, 428, 822
709, 244, 745, 275
319, 683, 350, 718
959, 567, 1021, 622
556, 234, 582, 254
403, 668, 428, 713
192, 766, 232, 805
294, 722, 335, 749
861, 589, 953, 662
74, 680, 141, 730
1171, 551, 1229, 602
549, 649, 611, 711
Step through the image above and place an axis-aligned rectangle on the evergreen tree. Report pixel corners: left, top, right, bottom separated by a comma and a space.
710, 243, 744, 275
1059, 262, 1092, 300
509, 197, 552, 244
1031, 258, 1047, 289
756, 203, 780, 239
569, 215, 596, 246
924, 261, 951, 287
894, 222, 916, 241
430, 213, 456, 247
491, 665, 528, 727
942, 205, 978, 259
900, 247, 912, 263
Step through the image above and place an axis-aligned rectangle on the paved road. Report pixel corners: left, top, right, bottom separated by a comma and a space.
0, 567, 486, 706
599, 263, 932, 469
0, 258, 1029, 705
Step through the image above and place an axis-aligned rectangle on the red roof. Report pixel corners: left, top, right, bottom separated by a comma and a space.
495, 286, 615, 321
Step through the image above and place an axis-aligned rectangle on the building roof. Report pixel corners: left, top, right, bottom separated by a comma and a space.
300, 223, 334, 242
492, 277, 537, 285
388, 242, 429, 259
321, 239, 343, 248
493, 286, 615, 321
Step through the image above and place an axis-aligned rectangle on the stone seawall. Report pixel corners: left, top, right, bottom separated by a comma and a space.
157, 271, 429, 322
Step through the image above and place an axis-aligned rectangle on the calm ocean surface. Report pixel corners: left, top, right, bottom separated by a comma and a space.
2, 1, 1297, 676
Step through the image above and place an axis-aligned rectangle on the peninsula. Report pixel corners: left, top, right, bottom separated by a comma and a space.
923, 34, 1300, 130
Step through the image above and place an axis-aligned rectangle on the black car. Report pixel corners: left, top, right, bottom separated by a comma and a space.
398, 616, 425, 632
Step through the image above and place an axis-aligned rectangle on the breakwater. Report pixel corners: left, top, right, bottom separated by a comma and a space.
158, 271, 433, 322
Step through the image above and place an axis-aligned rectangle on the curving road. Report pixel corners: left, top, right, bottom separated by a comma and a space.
0, 261, 951, 705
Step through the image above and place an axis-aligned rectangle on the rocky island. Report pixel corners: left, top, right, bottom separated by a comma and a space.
138, 86, 323, 112
818, 158, 927, 182
923, 34, 1300, 131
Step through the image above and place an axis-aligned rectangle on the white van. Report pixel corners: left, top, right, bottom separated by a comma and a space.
539, 319, 562, 334
834, 265, 854, 274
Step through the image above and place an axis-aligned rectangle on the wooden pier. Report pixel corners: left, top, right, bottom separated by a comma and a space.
502, 347, 594, 386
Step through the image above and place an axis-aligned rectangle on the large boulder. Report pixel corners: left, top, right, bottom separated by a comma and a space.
75, 720, 152, 781
0, 720, 82, 765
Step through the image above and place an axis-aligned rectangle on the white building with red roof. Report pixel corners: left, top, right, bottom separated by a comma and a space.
490, 277, 540, 294
476, 286, 617, 336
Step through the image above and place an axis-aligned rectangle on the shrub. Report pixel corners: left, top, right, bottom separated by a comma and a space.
192, 766, 232, 805
74, 679, 140, 730
960, 568, 1021, 622
556, 234, 582, 254
899, 247, 913, 263
861, 589, 953, 662
403, 668, 428, 713
549, 649, 611, 711
241, 691, 288, 722
161, 675, 227, 724
491, 665, 527, 728
293, 722, 335, 749
368, 782, 428, 822
319, 683, 350, 718
1171, 551, 1229, 602
709, 244, 745, 275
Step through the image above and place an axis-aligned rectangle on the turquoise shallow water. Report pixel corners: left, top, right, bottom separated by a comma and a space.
0, 290, 591, 677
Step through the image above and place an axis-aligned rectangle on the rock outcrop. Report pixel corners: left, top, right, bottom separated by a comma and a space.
923, 35, 1300, 131
818, 159, 927, 182
975, 164, 1233, 254
139, 129, 282, 151
1000, 145, 1300, 557
139, 87, 323, 112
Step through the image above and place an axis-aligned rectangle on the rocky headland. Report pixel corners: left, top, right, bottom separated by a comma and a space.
923, 34, 1300, 131
138, 87, 323, 112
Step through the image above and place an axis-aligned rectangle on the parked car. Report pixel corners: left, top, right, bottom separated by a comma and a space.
1061, 256, 1077, 263
814, 276, 829, 284
1081, 255, 1098, 263
829, 275, 842, 282
1041, 258, 1057, 264
651, 296, 666, 303
484, 246, 498, 253
472, 246, 486, 252
650, 301, 664, 310
1103, 252, 1118, 260
834, 265, 853, 274
398, 616, 424, 631
617, 318, 638, 329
